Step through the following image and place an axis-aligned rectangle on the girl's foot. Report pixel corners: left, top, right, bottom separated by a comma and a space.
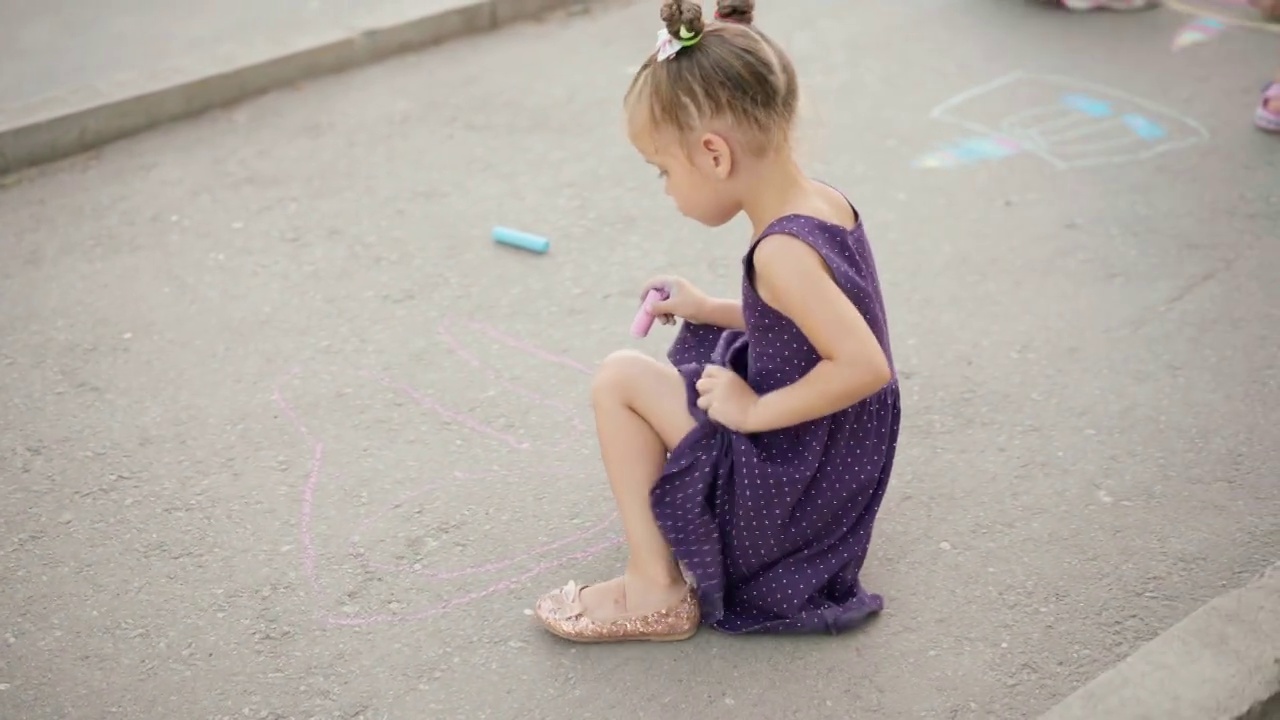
1059, 0, 1159, 10
1257, 83, 1280, 133
534, 575, 699, 643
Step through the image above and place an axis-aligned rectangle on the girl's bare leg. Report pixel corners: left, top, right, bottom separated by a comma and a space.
580, 350, 697, 618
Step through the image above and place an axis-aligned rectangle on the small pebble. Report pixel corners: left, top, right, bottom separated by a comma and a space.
939, 541, 952, 551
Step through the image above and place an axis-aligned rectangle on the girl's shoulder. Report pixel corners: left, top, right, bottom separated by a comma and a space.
754, 182, 861, 244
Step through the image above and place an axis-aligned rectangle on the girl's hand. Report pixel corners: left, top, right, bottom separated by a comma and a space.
695, 365, 759, 432
641, 275, 710, 326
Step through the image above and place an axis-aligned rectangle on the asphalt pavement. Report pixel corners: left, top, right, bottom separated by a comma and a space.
0, 0, 1277, 718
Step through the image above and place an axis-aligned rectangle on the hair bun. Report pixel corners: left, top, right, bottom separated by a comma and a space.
661, 1, 705, 38
715, 0, 754, 24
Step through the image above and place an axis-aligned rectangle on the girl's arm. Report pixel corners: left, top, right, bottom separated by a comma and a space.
696, 297, 746, 330
746, 234, 892, 433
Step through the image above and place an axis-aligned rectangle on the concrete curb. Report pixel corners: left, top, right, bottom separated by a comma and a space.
0, 0, 602, 175
1040, 563, 1280, 720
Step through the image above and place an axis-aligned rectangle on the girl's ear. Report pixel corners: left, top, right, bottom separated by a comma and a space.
699, 132, 734, 180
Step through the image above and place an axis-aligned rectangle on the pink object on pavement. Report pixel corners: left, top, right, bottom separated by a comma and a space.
1256, 82, 1280, 133
1059, 0, 1159, 10
631, 289, 668, 338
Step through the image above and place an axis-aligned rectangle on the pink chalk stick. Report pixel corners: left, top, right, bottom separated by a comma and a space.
631, 289, 667, 338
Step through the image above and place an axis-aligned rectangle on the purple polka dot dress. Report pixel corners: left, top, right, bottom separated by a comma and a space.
652, 208, 900, 635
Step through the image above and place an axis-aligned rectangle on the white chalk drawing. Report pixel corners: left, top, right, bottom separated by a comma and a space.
1165, 0, 1280, 51
1165, 0, 1280, 34
914, 72, 1210, 170
1171, 16, 1229, 50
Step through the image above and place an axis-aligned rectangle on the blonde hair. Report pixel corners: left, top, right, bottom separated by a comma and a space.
625, 0, 799, 154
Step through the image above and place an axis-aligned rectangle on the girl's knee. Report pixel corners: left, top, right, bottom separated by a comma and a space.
591, 349, 659, 404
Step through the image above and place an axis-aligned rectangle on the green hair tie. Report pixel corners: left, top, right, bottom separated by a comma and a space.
677, 25, 702, 47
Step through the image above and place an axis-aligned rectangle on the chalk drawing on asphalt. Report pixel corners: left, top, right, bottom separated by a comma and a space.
1171, 16, 1229, 50
913, 72, 1209, 170
273, 319, 623, 628
1164, 0, 1280, 34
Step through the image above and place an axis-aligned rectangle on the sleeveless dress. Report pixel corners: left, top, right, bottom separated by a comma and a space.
651, 208, 901, 635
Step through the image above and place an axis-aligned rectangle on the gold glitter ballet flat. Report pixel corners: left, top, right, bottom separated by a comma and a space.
533, 581, 700, 643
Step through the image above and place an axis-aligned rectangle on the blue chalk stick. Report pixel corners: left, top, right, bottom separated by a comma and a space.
492, 226, 550, 254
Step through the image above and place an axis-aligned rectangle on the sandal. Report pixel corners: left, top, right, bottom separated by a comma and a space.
533, 580, 700, 643
1256, 82, 1280, 133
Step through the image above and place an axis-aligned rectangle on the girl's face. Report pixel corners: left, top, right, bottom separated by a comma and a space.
628, 118, 742, 228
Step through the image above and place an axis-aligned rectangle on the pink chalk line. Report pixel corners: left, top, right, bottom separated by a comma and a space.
467, 320, 594, 375
272, 372, 324, 595
439, 320, 586, 416
324, 536, 622, 627
369, 371, 531, 450
348, 481, 619, 578
360, 319, 591, 453
272, 317, 622, 627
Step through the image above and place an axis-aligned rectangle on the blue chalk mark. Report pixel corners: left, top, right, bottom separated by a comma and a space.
492, 226, 550, 254
951, 141, 989, 162
1061, 94, 1114, 118
1191, 17, 1226, 30
953, 136, 1019, 161
1122, 113, 1167, 141
914, 136, 1022, 168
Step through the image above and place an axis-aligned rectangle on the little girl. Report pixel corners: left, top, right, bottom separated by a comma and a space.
533, 0, 901, 642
